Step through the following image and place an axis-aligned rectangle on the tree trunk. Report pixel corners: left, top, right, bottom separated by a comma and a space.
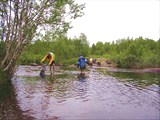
0, 0, 85, 79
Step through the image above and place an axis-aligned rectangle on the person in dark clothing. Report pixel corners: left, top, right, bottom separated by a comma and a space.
77, 55, 88, 74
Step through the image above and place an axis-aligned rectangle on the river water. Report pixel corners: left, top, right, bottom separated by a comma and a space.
0, 65, 160, 120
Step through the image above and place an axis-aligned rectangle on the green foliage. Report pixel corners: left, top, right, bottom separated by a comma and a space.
112, 52, 136, 68
17, 34, 90, 65
0, 0, 85, 79
0, 41, 6, 63
91, 37, 160, 68
0, 69, 10, 85
94, 41, 105, 55
140, 51, 160, 68
17, 36, 159, 69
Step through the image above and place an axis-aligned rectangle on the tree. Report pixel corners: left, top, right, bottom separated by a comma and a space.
95, 41, 104, 55
0, 0, 85, 77
103, 42, 111, 54
91, 43, 96, 55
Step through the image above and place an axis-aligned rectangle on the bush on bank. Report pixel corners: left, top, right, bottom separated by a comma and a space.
16, 37, 160, 68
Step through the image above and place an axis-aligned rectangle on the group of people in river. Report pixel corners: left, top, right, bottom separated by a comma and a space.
40, 52, 92, 76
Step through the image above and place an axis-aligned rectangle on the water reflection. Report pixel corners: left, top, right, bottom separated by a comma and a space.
97, 68, 160, 87
0, 66, 160, 119
0, 81, 34, 120
77, 73, 87, 82
75, 73, 89, 101
11, 72, 90, 119
105, 72, 160, 93
108, 72, 160, 85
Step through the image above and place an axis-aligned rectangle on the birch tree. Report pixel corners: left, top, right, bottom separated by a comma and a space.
0, 0, 85, 76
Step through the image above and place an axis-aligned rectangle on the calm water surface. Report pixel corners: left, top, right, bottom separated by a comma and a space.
0, 65, 160, 119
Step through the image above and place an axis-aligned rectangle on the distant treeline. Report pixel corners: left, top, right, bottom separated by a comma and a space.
17, 35, 160, 68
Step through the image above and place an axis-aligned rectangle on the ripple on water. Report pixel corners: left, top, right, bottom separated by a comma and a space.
9, 66, 160, 119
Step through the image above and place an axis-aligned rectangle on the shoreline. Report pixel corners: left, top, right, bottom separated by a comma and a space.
28, 63, 160, 73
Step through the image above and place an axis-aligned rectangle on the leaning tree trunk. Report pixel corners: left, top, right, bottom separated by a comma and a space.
0, 0, 46, 77
0, 0, 85, 79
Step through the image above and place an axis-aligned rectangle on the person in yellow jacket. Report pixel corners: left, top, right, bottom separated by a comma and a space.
41, 52, 55, 75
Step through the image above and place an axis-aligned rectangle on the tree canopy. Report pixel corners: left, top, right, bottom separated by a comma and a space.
0, 0, 85, 76
18, 36, 160, 69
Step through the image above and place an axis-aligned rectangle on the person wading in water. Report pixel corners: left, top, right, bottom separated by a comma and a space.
77, 55, 88, 74
41, 52, 55, 75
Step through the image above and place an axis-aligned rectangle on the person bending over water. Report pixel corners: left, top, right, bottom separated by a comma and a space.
41, 52, 55, 75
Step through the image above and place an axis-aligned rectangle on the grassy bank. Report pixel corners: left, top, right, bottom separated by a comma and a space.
0, 70, 10, 85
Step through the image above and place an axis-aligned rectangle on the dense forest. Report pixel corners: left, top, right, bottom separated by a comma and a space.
17, 34, 160, 69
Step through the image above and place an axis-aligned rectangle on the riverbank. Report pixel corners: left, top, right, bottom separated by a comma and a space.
92, 64, 160, 73
0, 70, 11, 85
28, 62, 160, 73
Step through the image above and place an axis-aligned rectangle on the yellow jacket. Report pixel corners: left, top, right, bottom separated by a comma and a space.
41, 52, 55, 65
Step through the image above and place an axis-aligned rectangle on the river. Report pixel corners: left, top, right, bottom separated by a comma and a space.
0, 65, 160, 119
